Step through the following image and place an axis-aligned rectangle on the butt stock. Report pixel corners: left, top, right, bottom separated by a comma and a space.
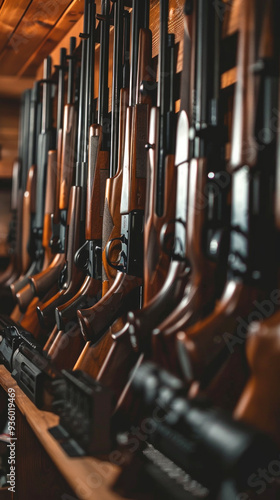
37, 186, 84, 328
47, 324, 86, 371
77, 271, 142, 342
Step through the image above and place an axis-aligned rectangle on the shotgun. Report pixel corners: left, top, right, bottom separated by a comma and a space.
36, 0, 96, 329
76, 0, 152, 347
150, 0, 230, 372
104, 0, 193, 360
47, 2, 129, 369
116, 362, 278, 500
234, 0, 280, 446
85, 0, 190, 396
23, 37, 79, 309
53, 0, 108, 332
175, 0, 278, 390
73, 0, 152, 380
16, 48, 68, 312
9, 58, 56, 299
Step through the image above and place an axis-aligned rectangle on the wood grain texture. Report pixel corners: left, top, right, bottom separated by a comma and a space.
0, 0, 32, 55
0, 0, 75, 76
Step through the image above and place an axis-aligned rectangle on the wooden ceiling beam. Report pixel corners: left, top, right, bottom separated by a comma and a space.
19, 0, 85, 77
0, 0, 32, 56
0, 0, 77, 77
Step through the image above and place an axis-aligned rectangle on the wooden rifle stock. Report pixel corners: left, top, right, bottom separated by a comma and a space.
55, 275, 101, 330
53, 125, 109, 329
151, 157, 218, 369
73, 317, 122, 377
37, 186, 84, 329
234, 313, 280, 447
21, 101, 77, 306
43, 325, 59, 352
74, 23, 152, 376
10, 164, 36, 299
15, 149, 62, 312
76, 29, 152, 340
16, 284, 59, 341
128, 28, 151, 214
77, 271, 142, 341
47, 323, 86, 371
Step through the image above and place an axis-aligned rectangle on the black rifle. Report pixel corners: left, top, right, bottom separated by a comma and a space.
114, 362, 278, 500
36, 0, 97, 329
15, 48, 68, 312
10, 57, 56, 298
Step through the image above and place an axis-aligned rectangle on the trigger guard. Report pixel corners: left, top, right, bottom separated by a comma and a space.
105, 236, 123, 271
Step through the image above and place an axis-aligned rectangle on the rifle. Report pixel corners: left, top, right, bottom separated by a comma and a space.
53, 0, 107, 332
113, 362, 278, 500
234, 0, 280, 447
16, 48, 69, 313
20, 37, 79, 316
44, 0, 111, 368
9, 58, 56, 302
95, 0, 193, 370
36, 0, 96, 329
76, 0, 151, 342
175, 0, 278, 391
73, 0, 152, 378
0, 90, 33, 290
46, 1, 129, 369
149, 0, 230, 371
83, 0, 189, 397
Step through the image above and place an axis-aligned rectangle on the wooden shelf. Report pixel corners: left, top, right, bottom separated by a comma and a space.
0, 365, 127, 500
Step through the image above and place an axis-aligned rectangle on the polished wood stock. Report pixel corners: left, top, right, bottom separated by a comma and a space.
176, 282, 264, 381
15, 149, 62, 312
77, 271, 142, 341
151, 157, 217, 367
47, 323, 85, 371
37, 186, 84, 329
55, 275, 101, 330
235, 312, 280, 447
59, 104, 76, 211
